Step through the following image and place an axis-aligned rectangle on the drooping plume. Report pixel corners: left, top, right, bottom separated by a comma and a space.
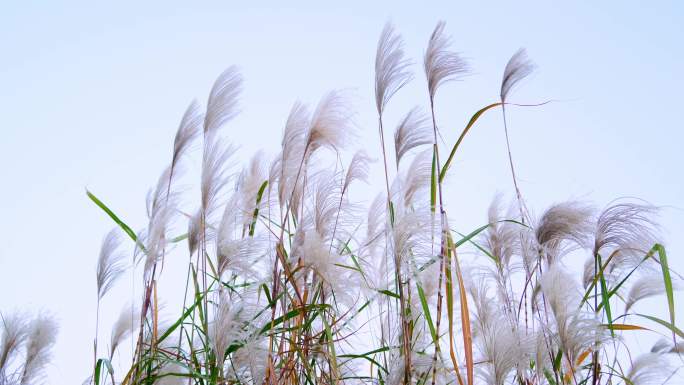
204, 66, 243, 135
393, 107, 431, 167
424, 21, 469, 101
0, 312, 27, 372
96, 228, 126, 300
593, 200, 660, 270
20, 314, 58, 385
304, 91, 353, 159
500, 48, 536, 103
343, 150, 372, 194
201, 137, 236, 223
375, 22, 412, 115
109, 304, 138, 358
277, 102, 310, 210
626, 275, 680, 312
534, 201, 594, 264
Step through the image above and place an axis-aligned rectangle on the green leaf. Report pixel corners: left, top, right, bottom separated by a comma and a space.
86, 190, 138, 243
94, 358, 113, 385
440, 102, 502, 182
430, 149, 437, 213
655, 244, 676, 341
597, 254, 614, 337
416, 282, 438, 345
249, 180, 268, 236
377, 289, 400, 299
635, 314, 684, 339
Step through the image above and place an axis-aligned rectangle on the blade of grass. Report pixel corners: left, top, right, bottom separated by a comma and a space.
87, 190, 138, 242
655, 244, 676, 342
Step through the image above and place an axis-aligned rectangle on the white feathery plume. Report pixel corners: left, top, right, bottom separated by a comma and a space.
187, 209, 201, 256
0, 312, 27, 372
236, 153, 268, 229
200, 137, 236, 223
311, 172, 343, 240
109, 304, 138, 358
476, 313, 531, 385
626, 353, 672, 385
304, 91, 353, 159
172, 100, 203, 168
651, 338, 684, 354
162, 100, 204, 197
359, 193, 389, 292
216, 195, 263, 279
417, 260, 441, 300
484, 194, 518, 269
391, 208, 434, 270
204, 66, 243, 135
424, 21, 469, 101
539, 265, 605, 366
146, 166, 172, 219
534, 201, 594, 264
144, 200, 175, 279
402, 148, 432, 207
230, 335, 268, 384
393, 107, 431, 167
96, 228, 126, 300
626, 275, 681, 312
500, 48, 536, 103
343, 151, 371, 194
277, 102, 310, 208
20, 314, 57, 385
375, 22, 412, 115
210, 294, 245, 368
593, 200, 660, 270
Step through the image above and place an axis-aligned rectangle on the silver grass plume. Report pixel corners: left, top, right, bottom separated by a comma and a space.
375, 22, 412, 116
109, 304, 138, 358
393, 107, 431, 167
343, 151, 371, 195
96, 228, 126, 300
20, 314, 57, 385
304, 91, 354, 160
188, 209, 201, 255
236, 153, 268, 229
626, 275, 681, 312
0, 312, 27, 373
424, 21, 469, 101
210, 293, 247, 368
173, 101, 203, 166
144, 194, 176, 279
216, 195, 263, 280
534, 201, 594, 264
539, 266, 606, 367
277, 103, 309, 209
401, 148, 432, 207
471, 283, 530, 385
593, 200, 660, 270
484, 194, 518, 269
311, 171, 344, 240
200, 137, 236, 224
166, 100, 203, 192
204, 66, 243, 135
500, 48, 536, 103
626, 353, 672, 385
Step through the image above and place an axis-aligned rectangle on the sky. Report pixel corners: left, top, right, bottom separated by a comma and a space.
1, 1, 683, 383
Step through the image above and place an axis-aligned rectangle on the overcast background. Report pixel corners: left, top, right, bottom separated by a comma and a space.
1, 1, 683, 383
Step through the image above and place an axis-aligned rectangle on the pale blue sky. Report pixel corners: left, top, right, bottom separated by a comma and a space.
1, 2, 683, 383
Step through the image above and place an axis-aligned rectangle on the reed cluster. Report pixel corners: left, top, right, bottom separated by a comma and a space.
83, 21, 682, 385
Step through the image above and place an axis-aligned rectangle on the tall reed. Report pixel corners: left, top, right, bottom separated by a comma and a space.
85, 21, 682, 385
